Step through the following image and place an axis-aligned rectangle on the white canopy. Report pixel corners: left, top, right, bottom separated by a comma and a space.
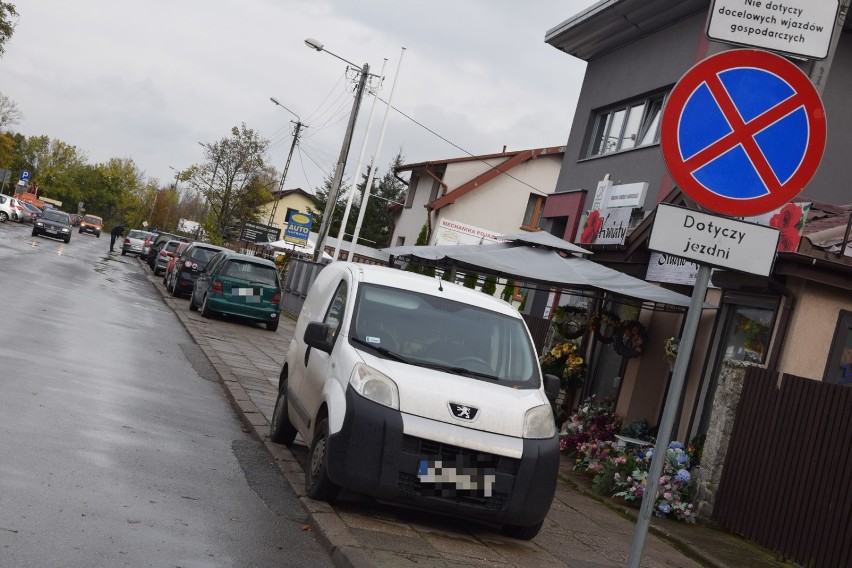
382, 240, 699, 309
267, 238, 333, 261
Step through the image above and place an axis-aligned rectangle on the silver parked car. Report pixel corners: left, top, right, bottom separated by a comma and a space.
152, 239, 183, 276
121, 229, 154, 256
0, 195, 23, 222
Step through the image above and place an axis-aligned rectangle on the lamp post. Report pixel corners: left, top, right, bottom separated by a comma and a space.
304, 37, 374, 263
269, 97, 306, 228
169, 165, 181, 195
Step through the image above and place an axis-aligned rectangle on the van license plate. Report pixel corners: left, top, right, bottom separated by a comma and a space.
417, 459, 496, 497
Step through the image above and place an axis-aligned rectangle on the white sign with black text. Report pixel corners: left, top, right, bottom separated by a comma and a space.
707, 0, 839, 59
648, 204, 780, 276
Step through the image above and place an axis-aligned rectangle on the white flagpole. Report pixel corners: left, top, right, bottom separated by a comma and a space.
348, 47, 406, 261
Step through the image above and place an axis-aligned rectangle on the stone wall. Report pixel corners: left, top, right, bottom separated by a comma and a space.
694, 359, 764, 519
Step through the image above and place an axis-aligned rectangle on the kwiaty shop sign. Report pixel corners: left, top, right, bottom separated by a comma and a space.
707, 0, 839, 59
648, 204, 780, 276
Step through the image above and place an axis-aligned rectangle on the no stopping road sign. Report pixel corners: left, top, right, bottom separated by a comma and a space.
661, 49, 826, 216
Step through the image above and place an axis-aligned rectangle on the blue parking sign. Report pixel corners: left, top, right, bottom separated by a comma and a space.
20, 170, 30, 182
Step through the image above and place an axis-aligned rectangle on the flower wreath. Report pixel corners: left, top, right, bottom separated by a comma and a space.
588, 309, 621, 344
613, 320, 649, 359
664, 337, 680, 364
553, 305, 589, 340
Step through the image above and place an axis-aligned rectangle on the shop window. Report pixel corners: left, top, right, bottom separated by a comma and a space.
588, 93, 666, 157
824, 310, 852, 386
522, 194, 545, 230
696, 293, 779, 435
584, 300, 640, 402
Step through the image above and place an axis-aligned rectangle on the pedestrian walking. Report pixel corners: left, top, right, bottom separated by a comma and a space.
109, 224, 126, 252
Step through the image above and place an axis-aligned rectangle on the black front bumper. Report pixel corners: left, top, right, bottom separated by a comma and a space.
325, 387, 559, 528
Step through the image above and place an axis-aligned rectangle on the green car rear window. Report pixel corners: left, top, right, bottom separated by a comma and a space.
220, 260, 279, 285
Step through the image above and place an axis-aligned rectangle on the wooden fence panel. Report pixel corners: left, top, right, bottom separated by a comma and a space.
713, 369, 852, 568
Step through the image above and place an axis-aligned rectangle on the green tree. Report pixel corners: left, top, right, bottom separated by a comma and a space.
188, 124, 270, 242
0, 2, 17, 57
0, 91, 22, 131
354, 150, 407, 249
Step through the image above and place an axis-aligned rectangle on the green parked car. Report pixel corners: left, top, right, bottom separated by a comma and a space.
189, 250, 282, 331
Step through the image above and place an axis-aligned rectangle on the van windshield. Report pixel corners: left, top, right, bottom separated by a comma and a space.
350, 283, 540, 387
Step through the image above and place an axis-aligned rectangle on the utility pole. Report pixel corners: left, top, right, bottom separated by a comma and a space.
268, 119, 305, 228
312, 62, 370, 263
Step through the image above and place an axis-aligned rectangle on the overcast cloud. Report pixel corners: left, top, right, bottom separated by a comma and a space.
2, 0, 597, 193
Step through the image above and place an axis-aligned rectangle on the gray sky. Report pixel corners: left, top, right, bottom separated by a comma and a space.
2, 0, 598, 193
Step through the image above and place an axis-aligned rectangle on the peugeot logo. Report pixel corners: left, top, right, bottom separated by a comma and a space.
448, 402, 479, 421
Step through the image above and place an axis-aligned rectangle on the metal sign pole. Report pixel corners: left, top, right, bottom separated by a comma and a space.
625, 264, 711, 568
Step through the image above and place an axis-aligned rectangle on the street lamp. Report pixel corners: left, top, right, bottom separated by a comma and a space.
269, 97, 306, 228
304, 37, 374, 263
169, 165, 182, 194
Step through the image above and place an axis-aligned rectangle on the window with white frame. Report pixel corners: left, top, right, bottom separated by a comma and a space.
588, 93, 666, 157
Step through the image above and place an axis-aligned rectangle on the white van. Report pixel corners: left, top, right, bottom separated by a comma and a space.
270, 262, 560, 539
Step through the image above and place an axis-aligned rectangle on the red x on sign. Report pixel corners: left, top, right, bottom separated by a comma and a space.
661, 49, 826, 216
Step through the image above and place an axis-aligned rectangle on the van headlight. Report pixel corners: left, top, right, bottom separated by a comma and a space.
523, 405, 556, 439
350, 363, 399, 409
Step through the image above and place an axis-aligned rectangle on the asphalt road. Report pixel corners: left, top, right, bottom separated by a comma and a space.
0, 220, 333, 567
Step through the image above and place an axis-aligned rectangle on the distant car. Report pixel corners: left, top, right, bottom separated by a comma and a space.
20, 202, 42, 223
189, 251, 282, 331
162, 241, 191, 283
152, 239, 184, 276
121, 229, 155, 256
68, 213, 82, 226
79, 214, 103, 237
165, 242, 230, 298
32, 209, 72, 243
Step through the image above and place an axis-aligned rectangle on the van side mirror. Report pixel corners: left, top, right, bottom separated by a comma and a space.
543, 374, 561, 403
304, 321, 334, 353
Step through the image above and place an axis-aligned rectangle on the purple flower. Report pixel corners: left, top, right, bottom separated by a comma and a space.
669, 441, 684, 450
658, 502, 672, 514
675, 469, 691, 483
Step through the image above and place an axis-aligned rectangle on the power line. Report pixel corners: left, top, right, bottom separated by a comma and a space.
377, 96, 551, 196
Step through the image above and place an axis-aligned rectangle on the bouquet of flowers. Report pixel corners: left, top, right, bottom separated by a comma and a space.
541, 341, 586, 390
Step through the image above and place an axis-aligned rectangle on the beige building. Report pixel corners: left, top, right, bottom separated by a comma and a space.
256, 188, 318, 238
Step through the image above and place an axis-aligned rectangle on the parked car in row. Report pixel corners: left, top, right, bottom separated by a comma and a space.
146, 232, 188, 269
189, 251, 282, 331
32, 209, 73, 243
79, 214, 103, 237
152, 239, 184, 276
21, 202, 43, 223
121, 229, 155, 256
164, 242, 230, 298
0, 195, 24, 222
162, 242, 189, 284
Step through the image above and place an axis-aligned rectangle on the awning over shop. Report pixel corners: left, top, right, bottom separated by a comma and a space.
383, 237, 701, 309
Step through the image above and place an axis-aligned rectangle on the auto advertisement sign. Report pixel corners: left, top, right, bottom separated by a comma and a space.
283, 212, 313, 246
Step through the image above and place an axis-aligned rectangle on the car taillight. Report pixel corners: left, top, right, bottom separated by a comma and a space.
211, 280, 223, 293
123, 237, 130, 244
272, 291, 281, 306
184, 260, 193, 268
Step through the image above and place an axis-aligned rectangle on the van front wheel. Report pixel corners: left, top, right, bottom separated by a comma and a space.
305, 418, 340, 502
502, 521, 544, 541
269, 378, 297, 445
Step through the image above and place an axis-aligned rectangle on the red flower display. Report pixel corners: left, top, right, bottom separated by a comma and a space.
768, 203, 804, 252
580, 210, 604, 244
